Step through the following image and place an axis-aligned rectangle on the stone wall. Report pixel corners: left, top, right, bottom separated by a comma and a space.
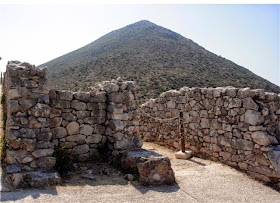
139, 86, 280, 183
4, 61, 60, 187
3, 61, 141, 187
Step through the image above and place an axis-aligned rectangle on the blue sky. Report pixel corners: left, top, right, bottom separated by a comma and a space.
0, 4, 279, 86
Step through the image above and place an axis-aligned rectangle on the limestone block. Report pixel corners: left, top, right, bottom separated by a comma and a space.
72, 144, 89, 155
73, 92, 90, 102
32, 148, 54, 158
50, 98, 70, 109
36, 157, 56, 171
243, 97, 259, 111
50, 108, 62, 118
251, 131, 278, 146
66, 121, 80, 135
175, 151, 192, 159
57, 90, 73, 101
244, 110, 264, 125
73, 110, 91, 119
71, 100, 87, 111
85, 134, 103, 144
66, 134, 86, 142
80, 125, 93, 136
89, 92, 107, 102
51, 127, 67, 139
104, 83, 119, 93
62, 112, 77, 121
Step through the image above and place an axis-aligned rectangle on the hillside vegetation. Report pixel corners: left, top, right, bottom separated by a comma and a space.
41, 20, 280, 101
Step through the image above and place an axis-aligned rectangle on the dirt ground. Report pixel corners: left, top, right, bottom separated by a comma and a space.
1, 142, 280, 203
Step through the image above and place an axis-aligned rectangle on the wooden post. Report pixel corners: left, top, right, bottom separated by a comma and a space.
179, 111, 185, 153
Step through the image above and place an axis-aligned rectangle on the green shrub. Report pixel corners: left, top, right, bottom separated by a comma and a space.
53, 146, 72, 175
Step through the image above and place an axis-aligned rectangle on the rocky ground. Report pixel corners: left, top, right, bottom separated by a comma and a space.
1, 142, 279, 202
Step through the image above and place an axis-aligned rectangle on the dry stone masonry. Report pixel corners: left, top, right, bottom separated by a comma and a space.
139, 87, 280, 184
3, 61, 174, 188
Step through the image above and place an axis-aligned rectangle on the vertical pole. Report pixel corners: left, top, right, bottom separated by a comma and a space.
179, 111, 185, 153
1, 72, 2, 84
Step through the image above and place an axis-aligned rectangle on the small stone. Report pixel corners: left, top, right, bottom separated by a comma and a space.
251, 131, 278, 146
72, 144, 89, 155
66, 122, 80, 135
71, 100, 87, 111
124, 174, 134, 181
62, 112, 77, 121
89, 92, 107, 102
51, 127, 67, 139
57, 90, 73, 101
74, 92, 90, 102
6, 164, 21, 174
11, 173, 23, 188
243, 97, 259, 111
86, 134, 103, 144
32, 149, 54, 158
104, 83, 119, 93
175, 151, 192, 159
80, 125, 94, 136
66, 134, 86, 142
244, 110, 264, 126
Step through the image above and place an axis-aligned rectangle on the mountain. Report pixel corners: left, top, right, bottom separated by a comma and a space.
41, 20, 280, 101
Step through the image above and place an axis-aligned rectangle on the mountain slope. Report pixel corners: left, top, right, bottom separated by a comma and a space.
41, 20, 280, 100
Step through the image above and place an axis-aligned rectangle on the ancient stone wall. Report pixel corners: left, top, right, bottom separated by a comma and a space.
3, 61, 141, 187
139, 86, 280, 183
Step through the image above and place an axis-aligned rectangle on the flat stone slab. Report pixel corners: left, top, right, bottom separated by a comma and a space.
120, 148, 175, 185
175, 150, 192, 160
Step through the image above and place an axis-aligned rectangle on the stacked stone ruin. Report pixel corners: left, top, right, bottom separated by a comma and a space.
139, 87, 280, 183
3, 61, 174, 188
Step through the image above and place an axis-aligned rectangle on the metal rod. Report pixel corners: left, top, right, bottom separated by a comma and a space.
179, 111, 185, 152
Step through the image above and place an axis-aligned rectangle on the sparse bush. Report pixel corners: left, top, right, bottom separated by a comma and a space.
53, 146, 72, 175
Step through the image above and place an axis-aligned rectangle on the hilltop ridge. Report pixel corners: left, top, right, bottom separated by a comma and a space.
41, 20, 280, 100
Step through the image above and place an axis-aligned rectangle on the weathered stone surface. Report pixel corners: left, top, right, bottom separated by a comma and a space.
50, 98, 70, 109
251, 131, 278, 146
114, 139, 135, 150
19, 99, 36, 111
236, 139, 254, 150
89, 92, 107, 102
73, 111, 91, 119
244, 110, 264, 126
72, 144, 89, 155
36, 157, 56, 171
268, 150, 280, 176
32, 148, 54, 158
104, 83, 119, 93
50, 117, 62, 128
109, 120, 125, 131
120, 149, 175, 185
11, 173, 23, 188
73, 92, 90, 102
80, 125, 93, 135
243, 97, 259, 111
84, 117, 105, 125
108, 92, 124, 103
50, 108, 61, 118
71, 100, 87, 111
51, 127, 67, 139
27, 103, 50, 117
85, 134, 102, 144
25, 171, 61, 188
66, 134, 86, 142
6, 164, 21, 174
66, 121, 80, 135
62, 112, 77, 121
57, 90, 73, 101
107, 105, 123, 114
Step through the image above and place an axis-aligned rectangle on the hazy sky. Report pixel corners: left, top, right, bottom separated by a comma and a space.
0, 4, 279, 86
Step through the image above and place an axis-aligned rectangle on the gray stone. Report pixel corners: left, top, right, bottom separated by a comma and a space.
50, 98, 71, 109
28, 103, 50, 117
244, 110, 264, 125
36, 157, 56, 171
19, 99, 36, 111
108, 92, 124, 103
89, 92, 107, 102
24, 171, 61, 188
86, 134, 103, 144
268, 151, 280, 176
6, 164, 21, 174
252, 131, 278, 146
109, 120, 125, 131
71, 100, 87, 111
50, 117, 62, 128
11, 173, 23, 188
228, 98, 242, 108
114, 139, 135, 150
72, 144, 89, 155
62, 112, 77, 121
51, 127, 67, 139
236, 139, 254, 150
104, 83, 119, 93
73, 111, 91, 119
243, 97, 259, 111
32, 149, 54, 158
57, 90, 73, 101
66, 121, 80, 135
80, 125, 93, 135
107, 105, 123, 114
84, 117, 105, 125
50, 108, 61, 118
66, 134, 86, 142
74, 92, 90, 102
